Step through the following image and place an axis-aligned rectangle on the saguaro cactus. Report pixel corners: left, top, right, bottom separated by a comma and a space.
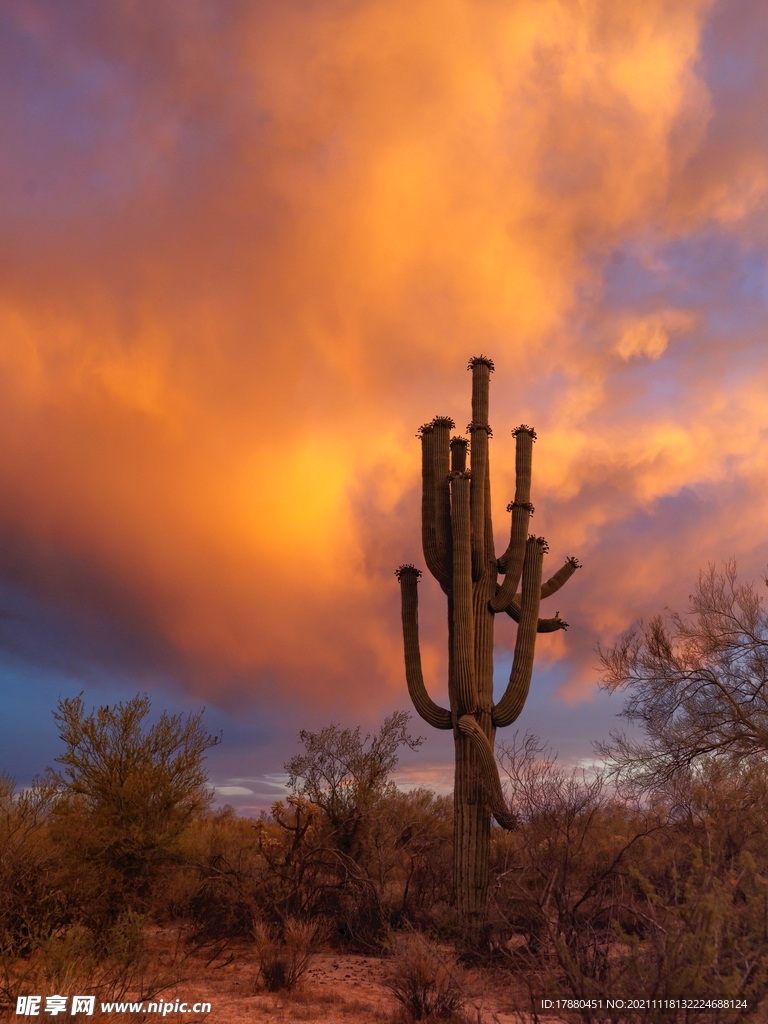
396, 356, 580, 931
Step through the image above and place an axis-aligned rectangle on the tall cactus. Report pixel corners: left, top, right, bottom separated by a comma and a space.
396, 356, 580, 931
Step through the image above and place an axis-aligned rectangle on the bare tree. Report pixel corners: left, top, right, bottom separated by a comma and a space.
597, 560, 768, 788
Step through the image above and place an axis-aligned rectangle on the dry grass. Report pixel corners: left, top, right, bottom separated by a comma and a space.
383, 933, 469, 1023
253, 918, 319, 992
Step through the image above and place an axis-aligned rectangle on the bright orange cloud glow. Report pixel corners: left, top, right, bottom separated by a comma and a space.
1, 0, 767, 747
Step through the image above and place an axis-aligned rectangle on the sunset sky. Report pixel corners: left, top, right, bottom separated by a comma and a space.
2, 0, 768, 812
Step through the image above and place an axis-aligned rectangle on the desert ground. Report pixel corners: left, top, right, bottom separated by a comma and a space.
0, 937, 539, 1024
160, 946, 530, 1024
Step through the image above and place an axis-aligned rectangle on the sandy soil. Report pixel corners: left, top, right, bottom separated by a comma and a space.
161, 946, 531, 1024
0, 933, 545, 1023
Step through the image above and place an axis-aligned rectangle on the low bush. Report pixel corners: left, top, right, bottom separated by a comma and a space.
384, 932, 467, 1022
253, 918, 318, 992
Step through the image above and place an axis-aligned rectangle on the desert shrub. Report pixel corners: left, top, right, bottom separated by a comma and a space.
172, 801, 368, 953
0, 776, 64, 1006
0, 775, 63, 959
0, 913, 181, 1013
173, 806, 265, 943
589, 558, 768, 1018
612, 760, 768, 1018
308, 859, 384, 950
385, 789, 453, 926
486, 736, 768, 1022
277, 718, 452, 948
0, 775, 190, 1015
253, 918, 318, 992
384, 933, 467, 1022
347, 787, 453, 929
250, 796, 387, 950
0, 698, 214, 1012
47, 694, 218, 934
284, 712, 423, 855
490, 735, 658, 969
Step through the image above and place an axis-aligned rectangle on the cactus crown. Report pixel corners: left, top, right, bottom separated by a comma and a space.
467, 355, 495, 372
431, 415, 456, 429
395, 563, 422, 580
512, 424, 537, 440
450, 436, 469, 448
566, 556, 582, 569
506, 500, 534, 514
417, 422, 434, 438
529, 535, 549, 553
467, 422, 493, 436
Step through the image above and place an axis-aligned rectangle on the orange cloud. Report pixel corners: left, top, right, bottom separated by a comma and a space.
3, 0, 768, 728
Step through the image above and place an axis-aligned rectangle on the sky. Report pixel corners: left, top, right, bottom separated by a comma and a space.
2, 0, 768, 813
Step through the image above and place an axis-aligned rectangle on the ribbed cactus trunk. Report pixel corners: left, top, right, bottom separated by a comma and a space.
396, 357, 580, 936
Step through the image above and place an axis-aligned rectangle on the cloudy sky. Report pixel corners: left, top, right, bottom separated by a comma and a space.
1, 0, 767, 811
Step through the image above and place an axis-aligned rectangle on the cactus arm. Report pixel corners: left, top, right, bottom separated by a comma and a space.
431, 417, 454, 588
419, 422, 453, 592
500, 555, 581, 625
503, 600, 568, 632
490, 499, 532, 611
535, 615, 568, 633
396, 566, 452, 729
492, 536, 546, 727
418, 425, 441, 583
457, 715, 517, 830
497, 426, 535, 575
541, 556, 581, 599
450, 471, 476, 716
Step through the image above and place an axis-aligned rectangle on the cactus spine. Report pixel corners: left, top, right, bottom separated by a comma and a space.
396, 357, 580, 932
